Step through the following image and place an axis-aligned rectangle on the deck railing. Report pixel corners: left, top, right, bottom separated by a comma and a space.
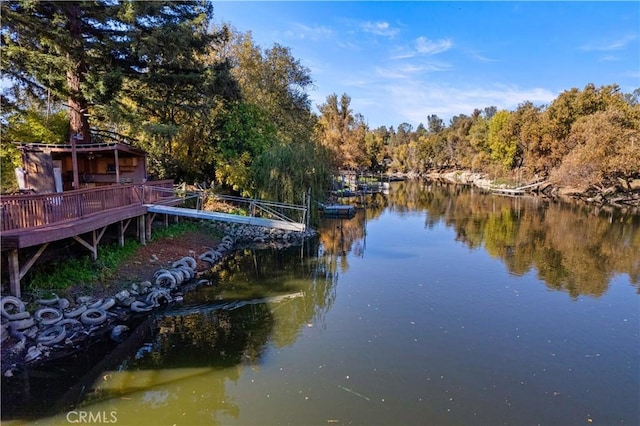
0, 180, 175, 232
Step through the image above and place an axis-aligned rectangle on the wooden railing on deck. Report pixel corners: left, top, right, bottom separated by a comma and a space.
0, 180, 175, 232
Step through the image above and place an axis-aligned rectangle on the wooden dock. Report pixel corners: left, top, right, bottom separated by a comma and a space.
146, 204, 306, 232
491, 180, 548, 196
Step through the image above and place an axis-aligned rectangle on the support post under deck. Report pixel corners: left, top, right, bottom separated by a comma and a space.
7, 250, 21, 297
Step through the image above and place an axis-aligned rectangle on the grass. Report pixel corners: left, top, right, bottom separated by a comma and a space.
26, 221, 220, 293
27, 240, 140, 292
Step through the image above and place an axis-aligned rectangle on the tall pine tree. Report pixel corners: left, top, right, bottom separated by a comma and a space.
1, 0, 214, 143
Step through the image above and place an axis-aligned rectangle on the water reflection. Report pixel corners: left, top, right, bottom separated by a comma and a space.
378, 180, 639, 297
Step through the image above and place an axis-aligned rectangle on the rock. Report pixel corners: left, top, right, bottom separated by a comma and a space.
57, 298, 70, 310
77, 296, 93, 305
24, 345, 43, 363
110, 325, 129, 342
115, 290, 131, 302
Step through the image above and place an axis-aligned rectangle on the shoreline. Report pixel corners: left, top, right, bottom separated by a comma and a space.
1, 222, 316, 378
390, 169, 640, 213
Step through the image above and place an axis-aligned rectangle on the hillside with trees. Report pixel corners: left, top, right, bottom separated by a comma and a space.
2, 1, 639, 206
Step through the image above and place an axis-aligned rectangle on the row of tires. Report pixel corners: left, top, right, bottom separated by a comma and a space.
199, 235, 235, 264
2, 241, 236, 365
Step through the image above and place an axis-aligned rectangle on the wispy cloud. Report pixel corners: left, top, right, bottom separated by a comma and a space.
391, 36, 453, 59
340, 77, 557, 127
415, 37, 453, 55
375, 61, 451, 79
623, 70, 640, 79
285, 23, 334, 41
469, 51, 498, 63
383, 83, 556, 125
361, 21, 399, 37
599, 54, 620, 62
580, 34, 637, 51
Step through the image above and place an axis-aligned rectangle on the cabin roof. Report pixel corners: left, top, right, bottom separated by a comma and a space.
14, 142, 147, 157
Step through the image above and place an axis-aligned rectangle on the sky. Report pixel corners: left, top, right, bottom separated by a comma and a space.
211, 1, 640, 129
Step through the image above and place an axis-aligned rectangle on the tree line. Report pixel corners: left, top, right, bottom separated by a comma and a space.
318, 86, 640, 190
2, 1, 639, 203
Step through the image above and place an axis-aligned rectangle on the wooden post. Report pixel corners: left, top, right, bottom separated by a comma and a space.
71, 135, 80, 190
138, 214, 146, 245
119, 218, 132, 247
119, 220, 126, 247
7, 249, 21, 298
91, 229, 98, 260
114, 148, 120, 185
146, 213, 155, 241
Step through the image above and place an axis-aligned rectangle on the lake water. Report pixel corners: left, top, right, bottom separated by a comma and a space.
6, 181, 640, 425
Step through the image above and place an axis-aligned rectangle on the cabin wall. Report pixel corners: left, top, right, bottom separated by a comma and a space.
23, 152, 56, 193
54, 153, 147, 189
20, 145, 148, 192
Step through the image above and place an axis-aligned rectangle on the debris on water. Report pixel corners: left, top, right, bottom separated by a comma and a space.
337, 384, 370, 401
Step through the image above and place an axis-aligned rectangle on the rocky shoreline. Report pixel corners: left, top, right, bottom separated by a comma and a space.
0, 222, 316, 378
427, 170, 640, 212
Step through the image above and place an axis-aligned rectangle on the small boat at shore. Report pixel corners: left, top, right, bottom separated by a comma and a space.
318, 203, 356, 218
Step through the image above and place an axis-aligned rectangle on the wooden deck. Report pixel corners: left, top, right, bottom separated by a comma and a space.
1, 181, 176, 297
1, 181, 310, 297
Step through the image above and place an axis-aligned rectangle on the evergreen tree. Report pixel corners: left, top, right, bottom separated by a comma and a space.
2, 0, 215, 143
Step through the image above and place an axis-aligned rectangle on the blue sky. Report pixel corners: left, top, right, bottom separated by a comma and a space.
211, 1, 639, 129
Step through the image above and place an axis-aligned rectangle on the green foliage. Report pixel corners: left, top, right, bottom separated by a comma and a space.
28, 241, 139, 291
3, 0, 633, 197
365, 83, 638, 189
152, 220, 218, 239
488, 110, 517, 170
3, 109, 69, 144
253, 140, 332, 222
0, 143, 22, 194
316, 93, 368, 170
550, 106, 640, 188
216, 151, 254, 196
1, 104, 69, 193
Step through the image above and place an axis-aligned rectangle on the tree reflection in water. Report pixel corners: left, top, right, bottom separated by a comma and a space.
384, 180, 639, 297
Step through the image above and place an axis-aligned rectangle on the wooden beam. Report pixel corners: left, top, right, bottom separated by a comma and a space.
72, 234, 96, 259
19, 243, 49, 280
94, 225, 108, 247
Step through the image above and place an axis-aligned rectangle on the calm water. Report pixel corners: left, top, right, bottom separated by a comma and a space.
7, 181, 640, 425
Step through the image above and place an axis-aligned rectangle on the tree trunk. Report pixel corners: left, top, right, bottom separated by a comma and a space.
67, 67, 90, 143
66, 3, 91, 144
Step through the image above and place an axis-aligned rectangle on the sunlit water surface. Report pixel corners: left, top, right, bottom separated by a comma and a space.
7, 181, 640, 425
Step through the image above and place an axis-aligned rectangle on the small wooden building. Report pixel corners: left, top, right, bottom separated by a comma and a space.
15, 141, 148, 193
